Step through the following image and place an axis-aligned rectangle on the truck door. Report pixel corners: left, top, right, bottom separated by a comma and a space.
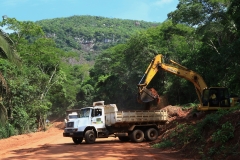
91, 108, 105, 128
78, 108, 91, 127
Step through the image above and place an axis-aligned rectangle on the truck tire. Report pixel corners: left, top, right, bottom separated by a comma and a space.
72, 137, 83, 144
144, 128, 158, 141
118, 136, 130, 142
130, 129, 144, 143
84, 130, 96, 144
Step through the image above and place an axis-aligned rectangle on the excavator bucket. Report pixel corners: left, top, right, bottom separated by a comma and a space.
138, 87, 155, 103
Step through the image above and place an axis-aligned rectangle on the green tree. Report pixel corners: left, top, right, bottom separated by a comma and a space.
1, 17, 67, 132
0, 29, 21, 123
167, 0, 240, 95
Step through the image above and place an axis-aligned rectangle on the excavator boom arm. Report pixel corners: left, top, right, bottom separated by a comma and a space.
159, 63, 207, 104
138, 54, 207, 104
138, 54, 162, 87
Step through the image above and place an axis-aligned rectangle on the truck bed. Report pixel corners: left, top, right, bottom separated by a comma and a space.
105, 109, 168, 126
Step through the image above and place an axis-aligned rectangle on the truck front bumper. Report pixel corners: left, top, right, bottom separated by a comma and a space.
63, 131, 84, 137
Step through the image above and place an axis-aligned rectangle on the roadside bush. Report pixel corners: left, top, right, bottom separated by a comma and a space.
191, 109, 230, 140
0, 124, 7, 139
212, 121, 234, 143
152, 139, 175, 149
182, 103, 197, 110
12, 107, 36, 134
0, 122, 16, 139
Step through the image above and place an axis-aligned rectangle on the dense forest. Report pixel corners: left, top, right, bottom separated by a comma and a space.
0, 0, 240, 146
36, 15, 159, 63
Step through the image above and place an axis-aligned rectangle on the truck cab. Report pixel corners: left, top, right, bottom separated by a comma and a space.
63, 101, 110, 144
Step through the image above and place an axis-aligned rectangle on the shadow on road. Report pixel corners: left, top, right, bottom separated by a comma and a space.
2, 138, 183, 160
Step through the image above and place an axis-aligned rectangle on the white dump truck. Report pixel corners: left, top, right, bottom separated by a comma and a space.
63, 101, 168, 144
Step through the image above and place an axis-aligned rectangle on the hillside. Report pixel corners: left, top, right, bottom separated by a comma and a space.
36, 15, 159, 64
151, 105, 240, 159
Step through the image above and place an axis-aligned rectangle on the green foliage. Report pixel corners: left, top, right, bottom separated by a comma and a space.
177, 124, 196, 144
0, 122, 15, 138
152, 139, 175, 149
151, 107, 240, 159
212, 122, 234, 143
0, 28, 21, 124
188, 109, 232, 142
12, 107, 36, 134
207, 146, 217, 156
35, 15, 158, 63
76, 84, 95, 107
181, 103, 198, 110
0, 17, 91, 135
0, 29, 20, 65
228, 0, 240, 33
151, 109, 232, 145
167, 0, 240, 95
32, 101, 51, 115
1, 17, 44, 37
206, 143, 240, 159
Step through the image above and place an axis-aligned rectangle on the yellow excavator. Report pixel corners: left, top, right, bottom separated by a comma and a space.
137, 54, 238, 111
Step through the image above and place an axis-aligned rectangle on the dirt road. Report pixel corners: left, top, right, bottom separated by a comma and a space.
0, 122, 183, 160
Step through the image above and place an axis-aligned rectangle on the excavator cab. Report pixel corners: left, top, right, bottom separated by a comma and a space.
200, 87, 231, 110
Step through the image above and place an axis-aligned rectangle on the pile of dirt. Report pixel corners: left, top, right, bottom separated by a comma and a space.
151, 106, 240, 160
161, 105, 192, 122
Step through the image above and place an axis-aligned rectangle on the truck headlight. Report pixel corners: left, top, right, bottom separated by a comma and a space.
74, 128, 78, 132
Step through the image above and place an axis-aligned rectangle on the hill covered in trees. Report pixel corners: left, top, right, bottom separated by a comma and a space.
1, 0, 240, 158
36, 15, 159, 64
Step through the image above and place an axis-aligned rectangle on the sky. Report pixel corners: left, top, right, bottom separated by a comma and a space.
0, 0, 179, 23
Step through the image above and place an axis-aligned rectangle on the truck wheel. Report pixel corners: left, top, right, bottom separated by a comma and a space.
72, 137, 83, 144
144, 128, 158, 141
130, 129, 144, 143
118, 136, 130, 142
84, 130, 96, 144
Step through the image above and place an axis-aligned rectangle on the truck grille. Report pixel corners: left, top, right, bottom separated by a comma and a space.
67, 122, 74, 127
66, 129, 74, 132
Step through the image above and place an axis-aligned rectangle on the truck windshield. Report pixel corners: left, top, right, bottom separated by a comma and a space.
80, 108, 90, 118
69, 115, 78, 119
